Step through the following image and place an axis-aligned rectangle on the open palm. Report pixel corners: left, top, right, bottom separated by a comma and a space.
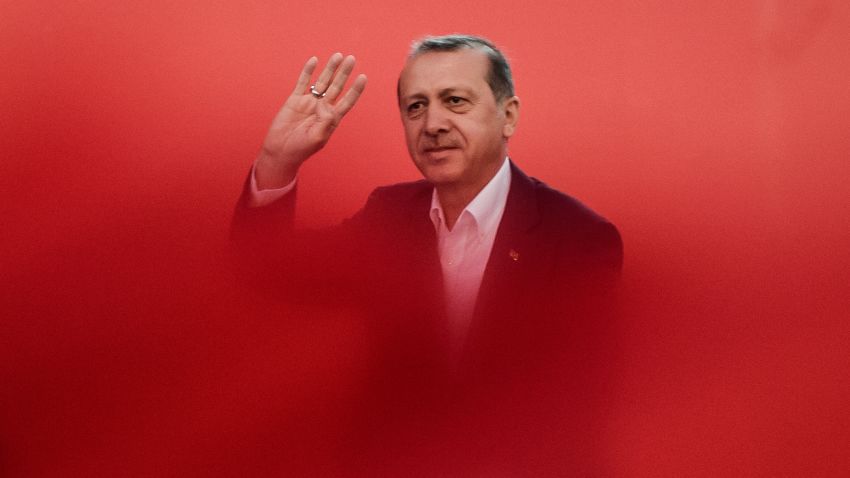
257, 53, 367, 188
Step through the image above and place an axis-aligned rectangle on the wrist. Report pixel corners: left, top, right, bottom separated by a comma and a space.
255, 151, 300, 190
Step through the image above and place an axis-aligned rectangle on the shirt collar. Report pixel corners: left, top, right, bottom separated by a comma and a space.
429, 157, 512, 236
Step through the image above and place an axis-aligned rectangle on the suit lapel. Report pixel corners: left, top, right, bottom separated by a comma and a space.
462, 163, 543, 369
475, 162, 540, 315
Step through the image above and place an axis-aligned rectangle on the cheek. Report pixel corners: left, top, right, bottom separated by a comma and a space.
461, 124, 491, 148
403, 119, 421, 137
401, 124, 417, 149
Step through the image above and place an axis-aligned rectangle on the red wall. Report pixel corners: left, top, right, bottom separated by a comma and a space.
2, 1, 848, 476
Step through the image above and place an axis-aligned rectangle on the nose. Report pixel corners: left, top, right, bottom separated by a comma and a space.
424, 105, 450, 136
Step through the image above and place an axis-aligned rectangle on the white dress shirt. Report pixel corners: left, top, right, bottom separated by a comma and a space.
248, 157, 513, 355
429, 158, 511, 356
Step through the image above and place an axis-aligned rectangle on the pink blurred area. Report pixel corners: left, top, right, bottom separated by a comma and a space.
2, 1, 848, 476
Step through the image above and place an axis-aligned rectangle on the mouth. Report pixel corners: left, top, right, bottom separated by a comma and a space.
421, 147, 457, 163
422, 146, 458, 154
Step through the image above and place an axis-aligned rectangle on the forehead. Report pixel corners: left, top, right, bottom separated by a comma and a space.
398, 49, 491, 97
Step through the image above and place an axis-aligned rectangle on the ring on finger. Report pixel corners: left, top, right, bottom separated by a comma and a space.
310, 85, 326, 98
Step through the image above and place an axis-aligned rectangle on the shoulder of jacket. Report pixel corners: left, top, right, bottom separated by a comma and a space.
369, 179, 432, 198
365, 179, 433, 208
527, 177, 623, 268
528, 176, 612, 228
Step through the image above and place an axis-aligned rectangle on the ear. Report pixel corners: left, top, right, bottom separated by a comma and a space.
501, 96, 520, 138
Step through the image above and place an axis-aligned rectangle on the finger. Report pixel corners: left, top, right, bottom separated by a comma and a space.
292, 56, 318, 96
333, 73, 367, 118
323, 55, 356, 102
312, 52, 344, 95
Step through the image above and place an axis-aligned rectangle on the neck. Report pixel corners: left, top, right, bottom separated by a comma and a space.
436, 185, 476, 231
436, 158, 506, 230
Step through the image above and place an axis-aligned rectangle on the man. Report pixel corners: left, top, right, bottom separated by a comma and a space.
234, 34, 622, 376
234, 33, 621, 362
232, 34, 623, 474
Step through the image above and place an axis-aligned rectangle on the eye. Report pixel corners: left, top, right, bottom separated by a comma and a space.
407, 101, 424, 115
445, 96, 471, 111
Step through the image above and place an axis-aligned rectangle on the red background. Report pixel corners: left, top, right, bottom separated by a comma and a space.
2, 1, 849, 476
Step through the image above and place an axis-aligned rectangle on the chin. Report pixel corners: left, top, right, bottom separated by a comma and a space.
420, 163, 463, 186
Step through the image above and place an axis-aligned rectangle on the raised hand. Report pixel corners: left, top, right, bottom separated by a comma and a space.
255, 53, 367, 189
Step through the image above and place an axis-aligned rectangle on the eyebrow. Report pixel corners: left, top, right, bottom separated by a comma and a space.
401, 87, 476, 104
440, 87, 476, 99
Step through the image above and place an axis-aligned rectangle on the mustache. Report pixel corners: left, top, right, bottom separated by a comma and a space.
420, 138, 461, 151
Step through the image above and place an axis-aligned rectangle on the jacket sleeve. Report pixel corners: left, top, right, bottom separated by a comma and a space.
228, 168, 390, 305
230, 167, 298, 250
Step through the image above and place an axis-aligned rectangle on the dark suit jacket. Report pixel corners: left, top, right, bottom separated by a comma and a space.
231, 161, 623, 474
232, 160, 622, 374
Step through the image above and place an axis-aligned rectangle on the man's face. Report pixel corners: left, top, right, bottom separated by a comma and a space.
398, 49, 519, 190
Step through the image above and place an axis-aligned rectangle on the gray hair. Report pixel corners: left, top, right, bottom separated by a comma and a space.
399, 34, 515, 102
